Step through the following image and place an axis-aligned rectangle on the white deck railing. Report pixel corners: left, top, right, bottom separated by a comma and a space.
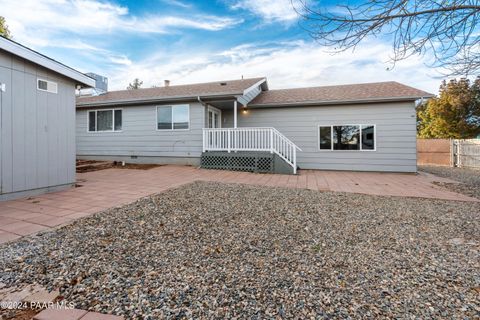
203, 127, 302, 173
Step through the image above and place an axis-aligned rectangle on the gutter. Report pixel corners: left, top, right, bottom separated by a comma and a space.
248, 96, 435, 108
76, 93, 242, 108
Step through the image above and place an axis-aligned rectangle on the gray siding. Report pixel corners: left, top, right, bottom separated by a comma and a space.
238, 84, 262, 106
0, 50, 76, 199
224, 102, 417, 172
76, 102, 205, 163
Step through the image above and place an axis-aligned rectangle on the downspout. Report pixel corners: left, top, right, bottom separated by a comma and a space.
197, 96, 207, 107
197, 95, 208, 127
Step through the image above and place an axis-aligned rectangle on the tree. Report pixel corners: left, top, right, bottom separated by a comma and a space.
417, 78, 480, 139
127, 78, 143, 90
295, 0, 480, 75
0, 16, 12, 39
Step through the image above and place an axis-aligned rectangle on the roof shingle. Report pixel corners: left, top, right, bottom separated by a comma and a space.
249, 81, 433, 106
77, 77, 265, 106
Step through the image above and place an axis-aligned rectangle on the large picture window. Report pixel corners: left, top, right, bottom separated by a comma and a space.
157, 105, 189, 130
319, 125, 376, 151
88, 109, 122, 132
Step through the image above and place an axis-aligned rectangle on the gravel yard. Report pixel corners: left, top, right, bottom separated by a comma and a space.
1, 181, 479, 319
419, 165, 480, 199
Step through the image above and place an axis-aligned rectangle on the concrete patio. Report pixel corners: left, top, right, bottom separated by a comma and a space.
0, 165, 476, 244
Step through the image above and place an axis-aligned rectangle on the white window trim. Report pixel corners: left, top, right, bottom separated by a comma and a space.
37, 78, 58, 94
156, 104, 190, 131
87, 109, 123, 133
317, 124, 377, 152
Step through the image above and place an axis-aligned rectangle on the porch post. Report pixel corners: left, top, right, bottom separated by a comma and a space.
233, 100, 238, 129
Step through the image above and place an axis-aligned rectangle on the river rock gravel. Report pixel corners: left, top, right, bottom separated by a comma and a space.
1, 181, 479, 319
419, 165, 480, 199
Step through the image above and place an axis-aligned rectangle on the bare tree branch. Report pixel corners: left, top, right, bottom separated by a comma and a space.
294, 0, 480, 75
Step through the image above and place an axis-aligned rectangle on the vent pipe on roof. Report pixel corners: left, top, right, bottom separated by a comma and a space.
164, 80, 170, 87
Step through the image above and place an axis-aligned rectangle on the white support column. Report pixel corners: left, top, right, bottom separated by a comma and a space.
233, 100, 238, 129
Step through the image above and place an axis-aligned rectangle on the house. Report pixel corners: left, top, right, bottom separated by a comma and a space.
76, 78, 433, 174
0, 37, 94, 200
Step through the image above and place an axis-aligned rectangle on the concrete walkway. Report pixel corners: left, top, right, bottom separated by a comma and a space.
0, 165, 476, 244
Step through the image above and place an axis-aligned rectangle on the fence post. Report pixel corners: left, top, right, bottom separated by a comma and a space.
458, 140, 462, 168
450, 139, 454, 167
202, 129, 206, 152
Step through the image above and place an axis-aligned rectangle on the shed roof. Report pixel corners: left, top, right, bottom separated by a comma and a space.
77, 77, 266, 107
0, 36, 94, 87
249, 81, 434, 107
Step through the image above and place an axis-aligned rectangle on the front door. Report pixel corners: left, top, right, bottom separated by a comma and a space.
208, 106, 221, 128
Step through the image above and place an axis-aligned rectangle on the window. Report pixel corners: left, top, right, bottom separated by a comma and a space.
319, 126, 332, 150
37, 79, 58, 94
38, 80, 48, 90
157, 105, 189, 130
88, 109, 122, 132
361, 125, 375, 150
319, 125, 375, 151
114, 109, 122, 131
333, 125, 360, 150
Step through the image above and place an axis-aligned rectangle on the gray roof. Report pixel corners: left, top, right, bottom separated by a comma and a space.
0, 36, 94, 87
250, 81, 434, 107
77, 77, 266, 107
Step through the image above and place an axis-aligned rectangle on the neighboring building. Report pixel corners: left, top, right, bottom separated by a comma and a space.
76, 78, 433, 174
0, 37, 94, 200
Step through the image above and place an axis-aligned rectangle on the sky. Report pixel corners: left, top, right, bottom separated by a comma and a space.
0, 0, 447, 93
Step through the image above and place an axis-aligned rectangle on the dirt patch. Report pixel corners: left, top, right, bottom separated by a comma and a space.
111, 162, 162, 170
76, 160, 113, 173
420, 166, 480, 199
76, 160, 163, 173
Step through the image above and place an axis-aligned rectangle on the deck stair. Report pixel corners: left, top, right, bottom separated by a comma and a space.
202, 127, 301, 174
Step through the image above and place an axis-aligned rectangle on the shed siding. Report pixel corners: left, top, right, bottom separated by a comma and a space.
76, 102, 205, 162
0, 50, 76, 199
223, 102, 417, 172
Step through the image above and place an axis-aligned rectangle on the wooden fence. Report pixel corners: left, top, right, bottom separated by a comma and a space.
453, 139, 480, 169
417, 139, 480, 168
417, 139, 452, 166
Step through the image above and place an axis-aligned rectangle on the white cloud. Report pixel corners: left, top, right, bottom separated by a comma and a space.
0, 0, 239, 45
0, 0, 240, 72
0, 0, 443, 94
106, 40, 443, 94
230, 0, 302, 23
160, 0, 192, 8
135, 15, 240, 33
